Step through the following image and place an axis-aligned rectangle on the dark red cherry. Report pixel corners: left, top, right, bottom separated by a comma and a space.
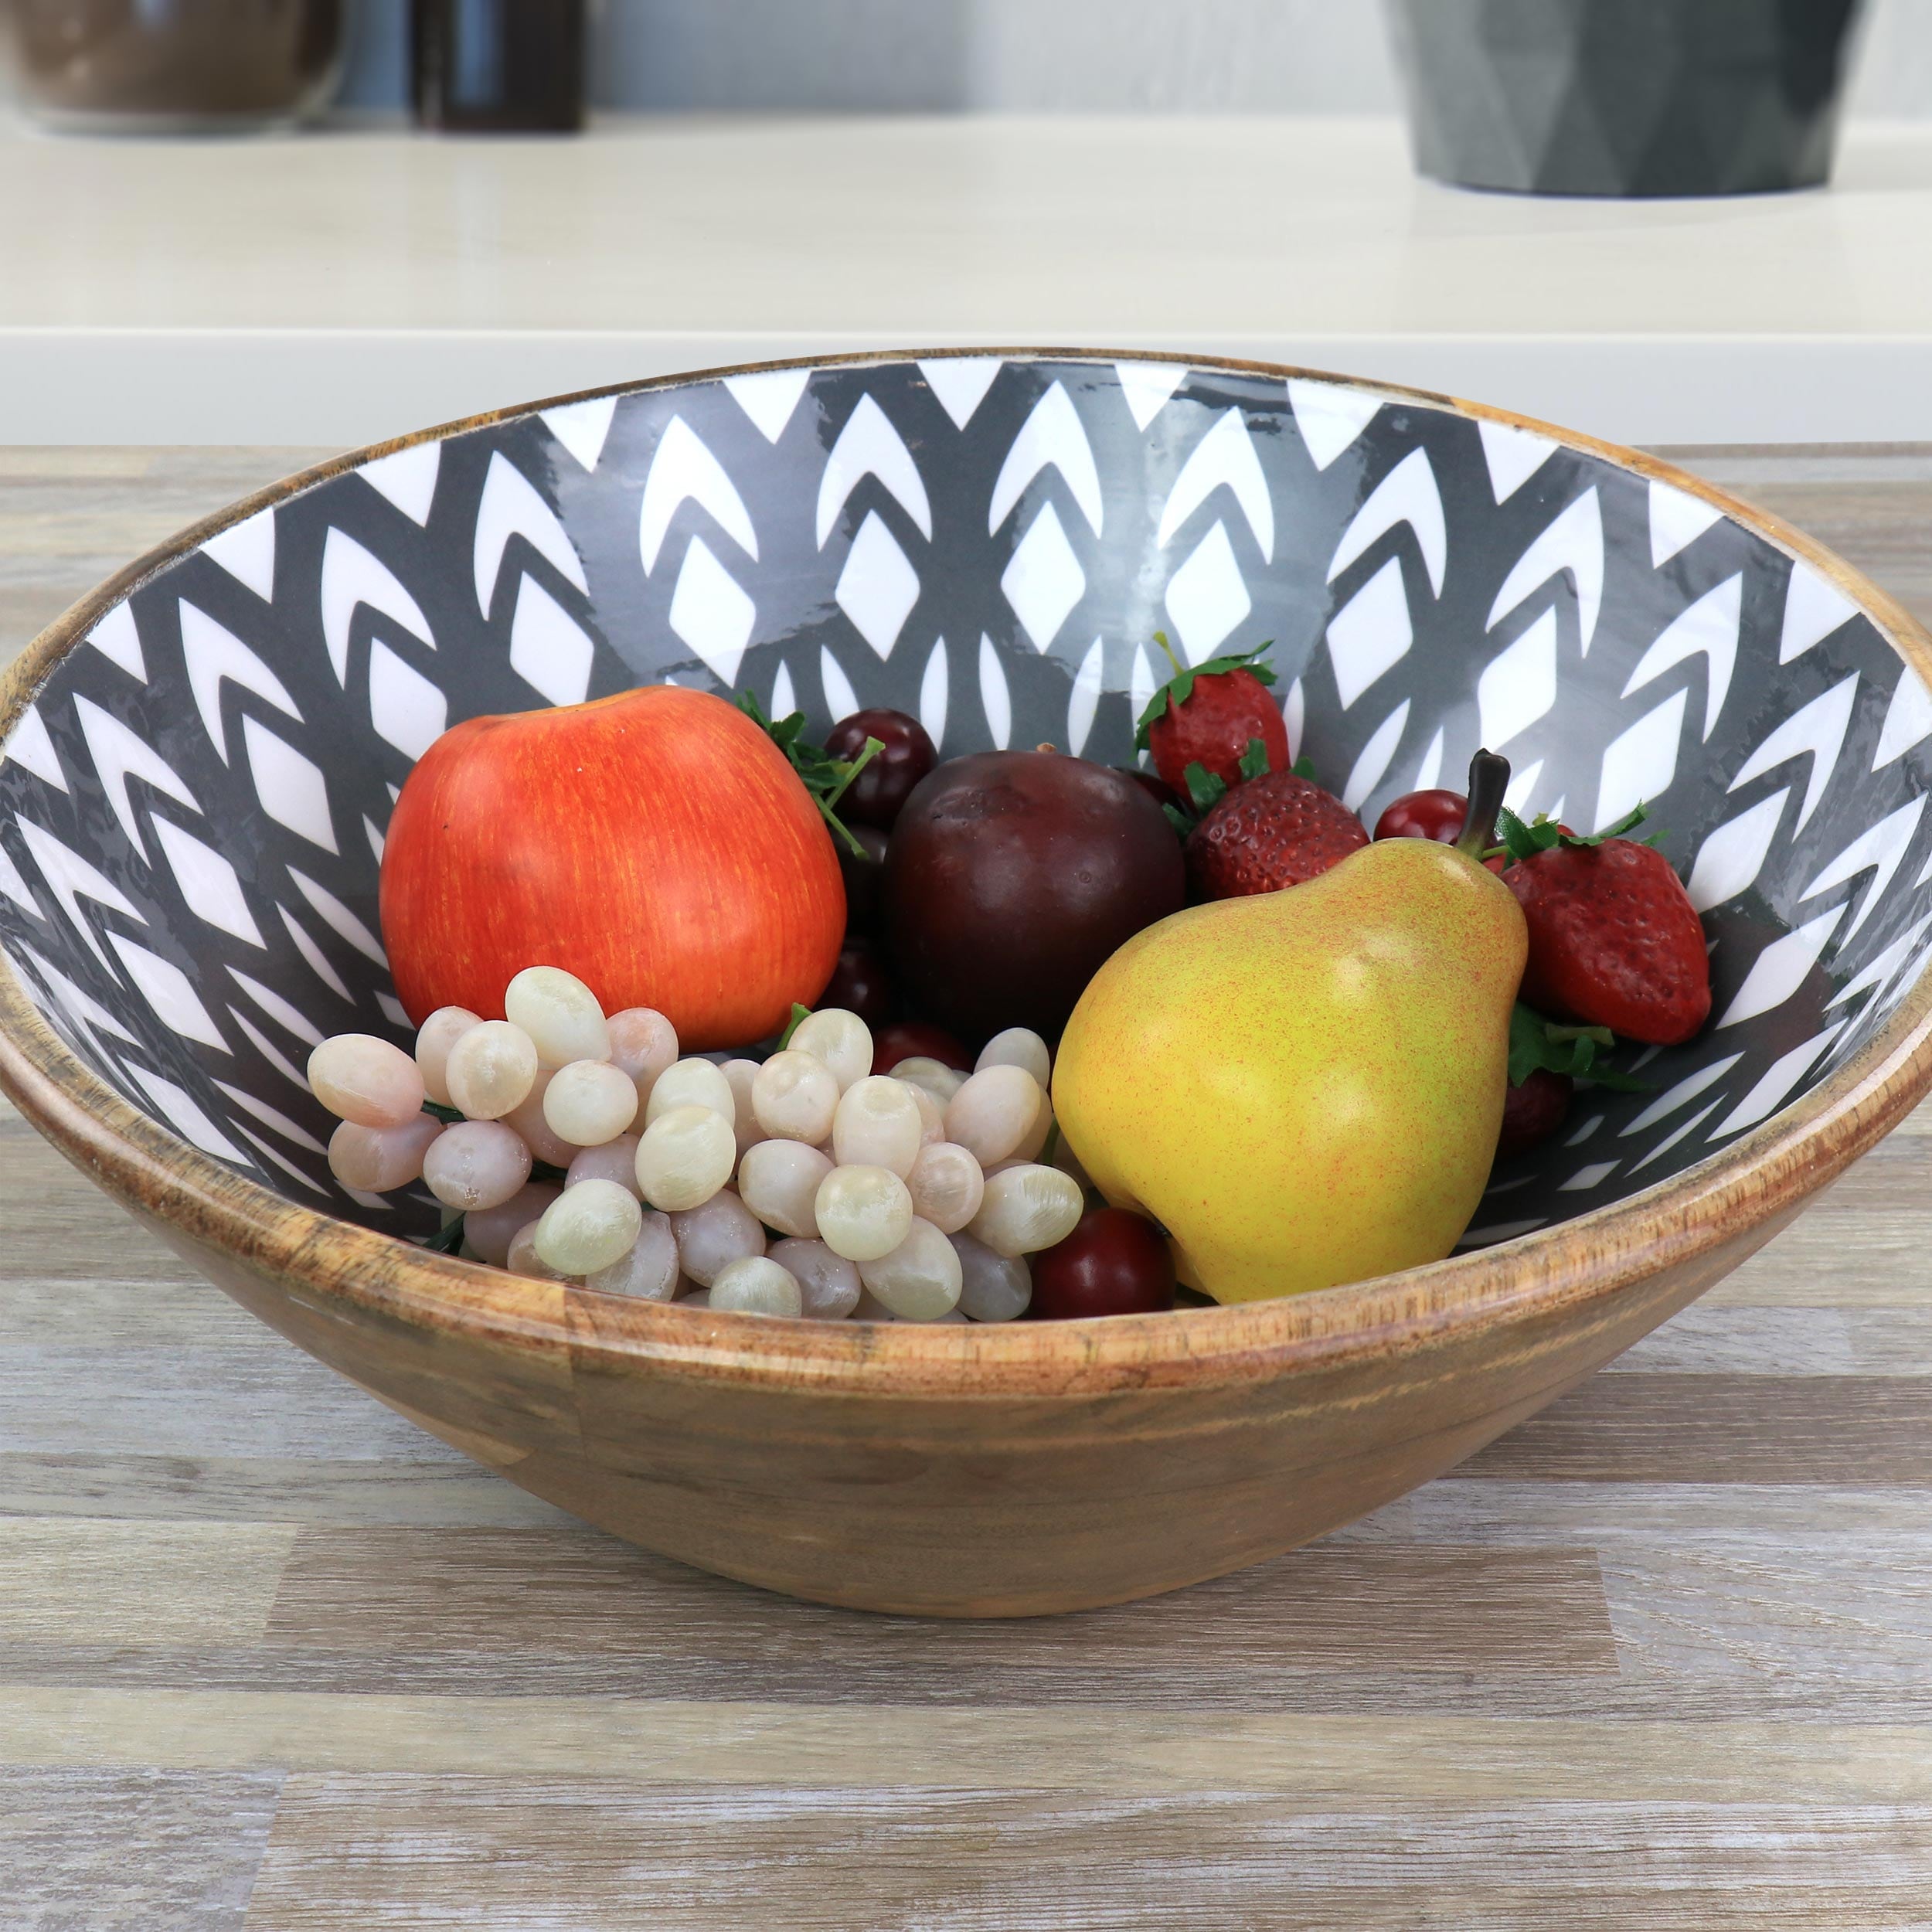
1496, 1070, 1573, 1161
872, 1020, 972, 1073
816, 937, 893, 1029
837, 824, 890, 936
823, 708, 939, 832
1118, 767, 1184, 815
1029, 1207, 1177, 1319
1375, 788, 1468, 843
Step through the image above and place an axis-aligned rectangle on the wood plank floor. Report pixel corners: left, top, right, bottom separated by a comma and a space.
2, 445, 1931, 1927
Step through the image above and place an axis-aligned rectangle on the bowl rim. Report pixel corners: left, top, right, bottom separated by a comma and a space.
3, 345, 1930, 1401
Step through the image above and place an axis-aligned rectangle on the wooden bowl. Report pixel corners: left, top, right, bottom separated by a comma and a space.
3, 352, 1930, 1615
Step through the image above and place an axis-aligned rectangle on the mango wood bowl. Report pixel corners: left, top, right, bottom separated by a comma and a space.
4, 352, 1931, 1616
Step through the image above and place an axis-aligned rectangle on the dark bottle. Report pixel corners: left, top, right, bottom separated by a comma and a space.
412, 0, 587, 133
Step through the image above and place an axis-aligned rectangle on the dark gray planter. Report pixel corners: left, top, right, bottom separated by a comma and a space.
1385, 0, 1867, 198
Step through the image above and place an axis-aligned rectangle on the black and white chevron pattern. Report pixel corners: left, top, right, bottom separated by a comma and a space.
2, 355, 1929, 1243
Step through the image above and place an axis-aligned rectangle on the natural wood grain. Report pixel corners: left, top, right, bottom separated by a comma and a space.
1460, 1375, 1932, 1485
0, 1767, 280, 1932
263, 1530, 1617, 1675
243, 1784, 1932, 1932
0, 1518, 293, 1646
9, 1685, 1932, 1802
2, 442, 1932, 1919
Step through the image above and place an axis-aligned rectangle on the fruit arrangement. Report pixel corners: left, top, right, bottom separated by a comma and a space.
304, 633, 1713, 1320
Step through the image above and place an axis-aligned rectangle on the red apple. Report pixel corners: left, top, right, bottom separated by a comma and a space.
380, 685, 843, 1049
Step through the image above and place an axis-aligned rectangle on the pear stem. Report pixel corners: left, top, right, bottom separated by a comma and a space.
1457, 749, 1511, 860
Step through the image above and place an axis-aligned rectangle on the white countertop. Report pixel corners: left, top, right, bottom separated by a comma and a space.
6, 114, 1932, 447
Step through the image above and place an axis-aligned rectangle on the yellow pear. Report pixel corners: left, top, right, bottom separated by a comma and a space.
1053, 753, 1528, 1303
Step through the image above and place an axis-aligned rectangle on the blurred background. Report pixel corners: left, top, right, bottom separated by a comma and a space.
0, 0, 1927, 118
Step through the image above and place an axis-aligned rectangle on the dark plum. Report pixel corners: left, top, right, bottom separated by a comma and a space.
824, 708, 938, 832
883, 750, 1185, 1041
815, 937, 893, 1029
1118, 767, 1184, 815
1029, 1208, 1177, 1319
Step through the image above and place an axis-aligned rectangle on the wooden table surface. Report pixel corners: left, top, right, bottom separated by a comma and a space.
2, 446, 1931, 1929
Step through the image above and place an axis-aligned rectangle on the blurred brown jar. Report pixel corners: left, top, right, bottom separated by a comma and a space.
412, 0, 587, 133
10, 0, 347, 132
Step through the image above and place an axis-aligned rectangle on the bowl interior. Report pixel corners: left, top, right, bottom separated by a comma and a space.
2, 352, 1929, 1248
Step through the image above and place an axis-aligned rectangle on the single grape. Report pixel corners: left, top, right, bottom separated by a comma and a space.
720, 1059, 767, 1158
790, 1007, 872, 1091
951, 1231, 1032, 1322
583, 1210, 680, 1301
813, 1163, 913, 1261
821, 706, 938, 831
906, 1141, 985, 1234
644, 1056, 736, 1130
1012, 1093, 1055, 1163
766, 1237, 862, 1320
543, 1059, 641, 1148
422, 1120, 533, 1211
967, 1163, 1083, 1257
709, 1255, 804, 1318
565, 1134, 643, 1196
1028, 1206, 1176, 1318
464, 1181, 560, 1266
308, 1033, 426, 1129
858, 1216, 964, 1321
872, 1020, 971, 1074
507, 1219, 576, 1281
831, 1074, 923, 1177
634, 1104, 736, 1212
838, 823, 890, 937
327, 1114, 442, 1192
606, 1006, 679, 1109
414, 1005, 481, 1107
892, 1057, 965, 1105
443, 1019, 539, 1121
504, 1071, 579, 1167
815, 937, 893, 1030
668, 1189, 766, 1286
903, 1080, 945, 1147
505, 964, 610, 1068
679, 1288, 713, 1310
975, 1026, 1052, 1089
736, 1140, 835, 1240
751, 1049, 840, 1144
533, 1178, 643, 1277
943, 1064, 1044, 1167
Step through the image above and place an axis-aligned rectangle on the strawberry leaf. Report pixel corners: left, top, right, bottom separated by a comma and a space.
1291, 753, 1317, 781
1182, 762, 1228, 814
1162, 801, 1196, 838
1237, 736, 1272, 782
778, 1002, 811, 1049
1493, 802, 1657, 866
736, 689, 876, 857
1508, 1003, 1651, 1091
1132, 636, 1277, 751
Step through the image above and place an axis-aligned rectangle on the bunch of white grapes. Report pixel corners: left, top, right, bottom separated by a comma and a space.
304, 966, 1089, 1321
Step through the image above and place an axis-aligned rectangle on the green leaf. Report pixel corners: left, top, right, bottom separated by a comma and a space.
1182, 762, 1228, 814
1291, 753, 1317, 781
1131, 639, 1277, 752
1508, 1002, 1652, 1091
1161, 801, 1196, 838
778, 1002, 811, 1049
421, 1099, 464, 1125
736, 687, 872, 857
1493, 802, 1658, 868
1236, 736, 1271, 782
421, 1215, 466, 1255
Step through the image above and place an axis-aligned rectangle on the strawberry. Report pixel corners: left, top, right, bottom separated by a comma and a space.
1498, 808, 1711, 1046
1185, 767, 1369, 900
1135, 634, 1288, 796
